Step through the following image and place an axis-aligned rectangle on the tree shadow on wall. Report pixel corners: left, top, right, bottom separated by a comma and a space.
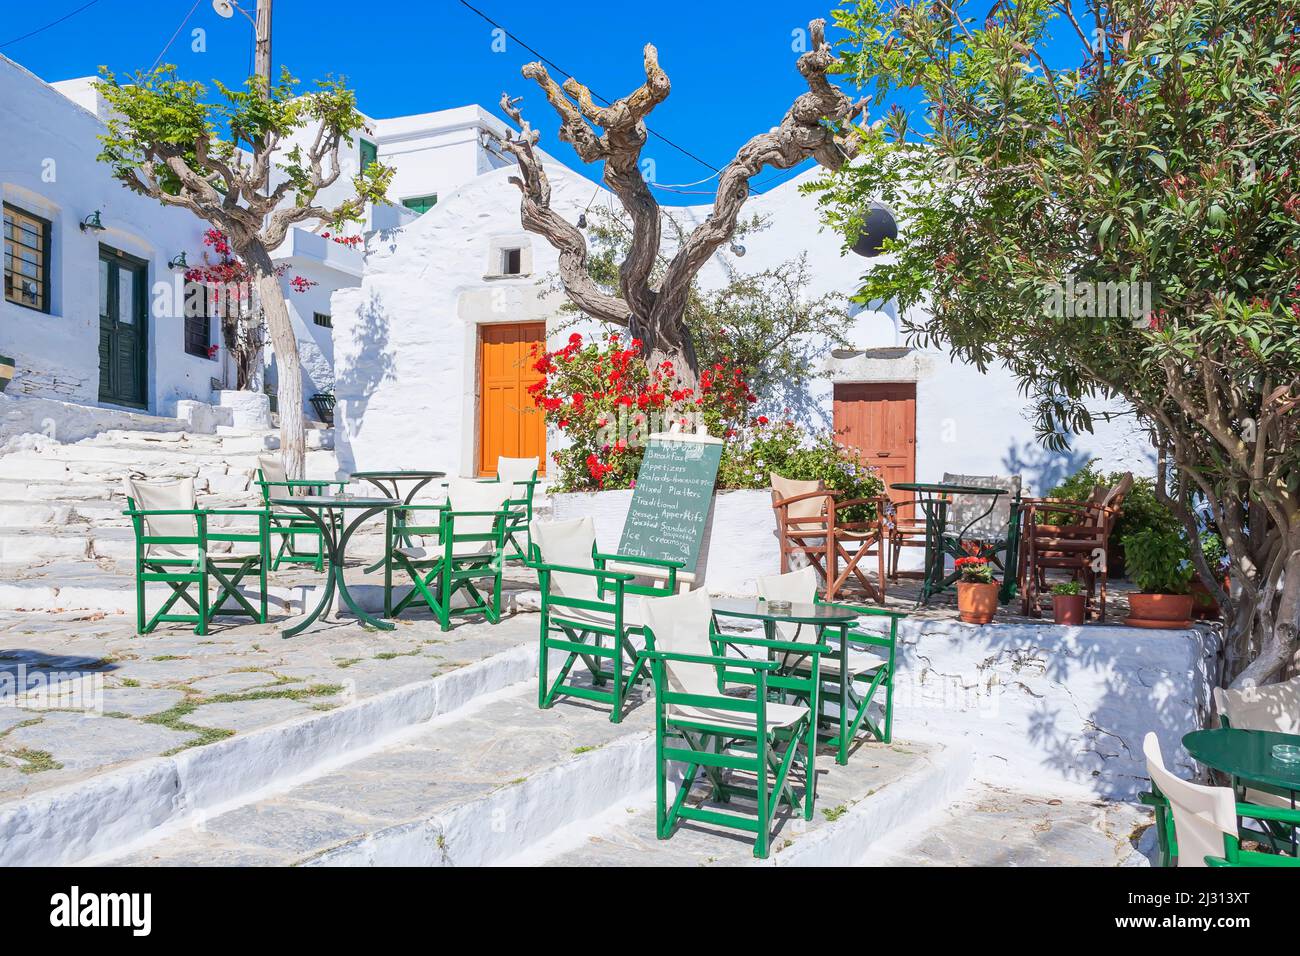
1001, 440, 1092, 496
333, 288, 396, 476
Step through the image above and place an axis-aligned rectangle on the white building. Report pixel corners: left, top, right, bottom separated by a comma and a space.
0, 58, 369, 422
329, 153, 1154, 494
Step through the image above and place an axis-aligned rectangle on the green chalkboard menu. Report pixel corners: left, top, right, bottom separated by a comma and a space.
617, 433, 723, 574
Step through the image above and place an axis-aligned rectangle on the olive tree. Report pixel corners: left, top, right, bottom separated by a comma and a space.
816, 0, 1300, 686
97, 67, 391, 477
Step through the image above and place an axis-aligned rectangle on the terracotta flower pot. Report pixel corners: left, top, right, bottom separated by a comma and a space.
957, 580, 999, 625
1128, 592, 1194, 626
1052, 593, 1086, 625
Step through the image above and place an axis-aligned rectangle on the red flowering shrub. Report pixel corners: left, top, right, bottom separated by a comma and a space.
530, 331, 756, 490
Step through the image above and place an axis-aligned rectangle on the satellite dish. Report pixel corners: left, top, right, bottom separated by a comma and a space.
212, 0, 235, 18
850, 202, 899, 258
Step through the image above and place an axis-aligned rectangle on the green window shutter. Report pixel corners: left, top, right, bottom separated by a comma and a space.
359, 139, 378, 172
401, 194, 438, 215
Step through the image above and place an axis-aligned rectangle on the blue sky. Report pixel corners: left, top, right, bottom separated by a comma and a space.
1, 0, 1087, 205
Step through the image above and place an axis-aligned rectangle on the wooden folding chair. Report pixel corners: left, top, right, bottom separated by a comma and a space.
125, 477, 269, 635
1019, 473, 1132, 620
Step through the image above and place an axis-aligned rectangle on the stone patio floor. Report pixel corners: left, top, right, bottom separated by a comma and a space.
0, 564, 541, 803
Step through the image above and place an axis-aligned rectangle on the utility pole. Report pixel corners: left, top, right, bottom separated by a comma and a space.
253, 0, 272, 83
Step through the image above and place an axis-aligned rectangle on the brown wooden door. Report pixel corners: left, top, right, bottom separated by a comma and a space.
833, 382, 916, 501
478, 322, 547, 477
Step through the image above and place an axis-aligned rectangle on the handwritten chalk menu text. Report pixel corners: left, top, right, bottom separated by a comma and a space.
617, 435, 723, 573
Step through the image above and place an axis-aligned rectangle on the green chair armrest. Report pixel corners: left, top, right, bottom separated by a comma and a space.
122, 508, 204, 517
1236, 802, 1300, 826
712, 632, 833, 656
532, 561, 637, 583
596, 553, 686, 571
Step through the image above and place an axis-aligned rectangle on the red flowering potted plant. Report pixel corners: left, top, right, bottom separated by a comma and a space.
527, 331, 754, 490
954, 555, 999, 625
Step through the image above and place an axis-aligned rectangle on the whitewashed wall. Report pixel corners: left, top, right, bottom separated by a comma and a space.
332, 152, 1154, 491
0, 57, 362, 422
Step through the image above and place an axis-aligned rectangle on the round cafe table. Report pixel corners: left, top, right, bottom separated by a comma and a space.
1184, 727, 1300, 852
711, 598, 861, 766
271, 495, 399, 638
349, 471, 446, 571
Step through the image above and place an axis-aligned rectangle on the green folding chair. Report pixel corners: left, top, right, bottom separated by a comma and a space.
757, 566, 904, 761
254, 454, 344, 571
642, 588, 827, 860
1142, 733, 1299, 867
492, 456, 540, 562
384, 477, 515, 630
529, 516, 681, 723
125, 477, 269, 635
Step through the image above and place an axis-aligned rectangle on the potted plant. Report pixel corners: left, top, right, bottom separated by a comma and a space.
0, 354, 14, 393
955, 555, 999, 625
1122, 527, 1194, 627
1050, 580, 1086, 625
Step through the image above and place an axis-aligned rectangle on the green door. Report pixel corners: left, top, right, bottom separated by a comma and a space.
98, 246, 148, 408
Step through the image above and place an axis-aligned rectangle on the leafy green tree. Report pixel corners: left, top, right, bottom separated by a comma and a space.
816, 0, 1300, 686
96, 66, 392, 476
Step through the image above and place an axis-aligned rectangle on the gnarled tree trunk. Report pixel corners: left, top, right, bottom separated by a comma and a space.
243, 244, 306, 480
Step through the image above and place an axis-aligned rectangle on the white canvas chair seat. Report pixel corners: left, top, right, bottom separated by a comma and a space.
792, 646, 886, 677
496, 456, 539, 495
397, 539, 495, 561
1213, 677, 1300, 735
1213, 677, 1300, 808
530, 516, 600, 600
126, 478, 198, 559
550, 602, 645, 630
667, 699, 807, 732
1144, 732, 1238, 867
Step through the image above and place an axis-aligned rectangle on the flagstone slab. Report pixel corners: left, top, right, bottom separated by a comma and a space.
182, 698, 325, 734
0, 609, 539, 808
3, 711, 193, 770
198, 799, 383, 854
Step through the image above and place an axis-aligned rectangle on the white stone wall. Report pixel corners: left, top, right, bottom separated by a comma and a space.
331, 151, 1154, 491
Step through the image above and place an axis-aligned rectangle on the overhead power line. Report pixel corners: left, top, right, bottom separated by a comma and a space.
0, 0, 105, 50
458, 0, 750, 194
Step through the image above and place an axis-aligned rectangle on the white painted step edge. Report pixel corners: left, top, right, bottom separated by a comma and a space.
0, 642, 537, 867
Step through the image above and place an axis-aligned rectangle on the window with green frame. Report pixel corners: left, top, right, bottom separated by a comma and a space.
402, 194, 438, 215
359, 139, 378, 172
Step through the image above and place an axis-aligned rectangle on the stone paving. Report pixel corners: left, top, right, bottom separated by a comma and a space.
863, 782, 1153, 866
0, 564, 541, 803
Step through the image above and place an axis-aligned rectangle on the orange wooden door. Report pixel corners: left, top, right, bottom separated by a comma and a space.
478, 322, 547, 477
833, 382, 916, 501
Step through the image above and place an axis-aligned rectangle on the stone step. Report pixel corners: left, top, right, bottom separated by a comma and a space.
857, 781, 1153, 866
98, 672, 969, 868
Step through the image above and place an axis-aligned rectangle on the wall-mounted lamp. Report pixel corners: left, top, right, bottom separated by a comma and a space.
79, 211, 105, 233
576, 213, 588, 230
850, 202, 899, 258
729, 242, 747, 257
168, 252, 189, 270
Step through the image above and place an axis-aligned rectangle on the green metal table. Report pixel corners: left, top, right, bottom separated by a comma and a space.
271, 495, 400, 638
889, 481, 1015, 604
349, 471, 446, 571
1184, 727, 1300, 852
711, 597, 861, 766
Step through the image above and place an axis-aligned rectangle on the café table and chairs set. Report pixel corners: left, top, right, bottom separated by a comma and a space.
529, 514, 906, 858
126, 458, 539, 639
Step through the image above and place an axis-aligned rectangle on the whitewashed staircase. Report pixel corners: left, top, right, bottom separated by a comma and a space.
0, 411, 338, 613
